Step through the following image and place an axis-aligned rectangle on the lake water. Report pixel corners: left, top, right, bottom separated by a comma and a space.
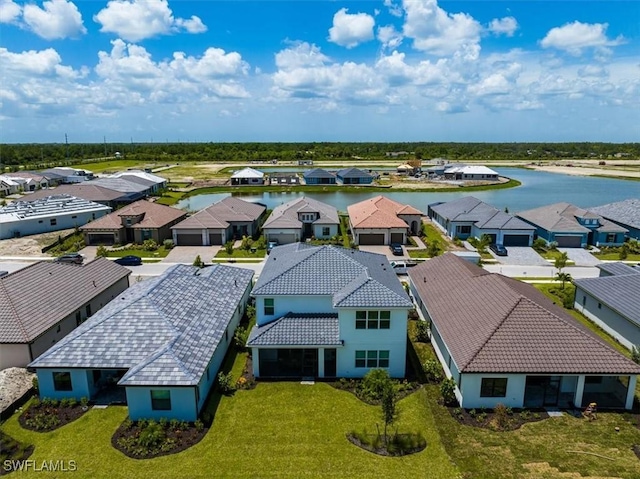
176, 168, 639, 213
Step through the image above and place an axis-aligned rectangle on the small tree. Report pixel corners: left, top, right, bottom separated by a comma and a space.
240, 235, 251, 251
532, 238, 547, 252
224, 241, 234, 255
96, 245, 108, 257
619, 243, 629, 260
427, 239, 441, 258
380, 381, 398, 445
193, 255, 204, 268
555, 271, 572, 289
476, 234, 492, 254
415, 320, 430, 343
142, 239, 158, 251
440, 378, 457, 406
632, 345, 640, 364
554, 251, 568, 273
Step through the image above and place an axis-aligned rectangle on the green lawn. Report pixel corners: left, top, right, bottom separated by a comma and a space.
593, 252, 640, 261
214, 248, 266, 259
105, 247, 170, 258
154, 191, 184, 206
78, 160, 154, 173
538, 249, 576, 265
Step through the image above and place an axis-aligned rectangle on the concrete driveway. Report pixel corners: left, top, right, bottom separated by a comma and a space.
163, 246, 221, 264
358, 244, 409, 260
558, 247, 601, 266
492, 247, 549, 266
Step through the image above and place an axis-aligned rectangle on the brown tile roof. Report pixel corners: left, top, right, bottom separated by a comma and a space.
408, 253, 640, 374
24, 184, 123, 203
172, 197, 265, 230
0, 258, 130, 343
81, 200, 186, 231
348, 195, 422, 229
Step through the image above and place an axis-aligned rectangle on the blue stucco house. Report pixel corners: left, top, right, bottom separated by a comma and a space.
589, 198, 640, 241
29, 264, 254, 421
303, 168, 336, 185
247, 244, 413, 379
516, 202, 628, 248
336, 167, 375, 185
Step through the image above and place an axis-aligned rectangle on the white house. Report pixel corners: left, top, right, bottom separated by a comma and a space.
443, 165, 499, 180
230, 167, 265, 186
408, 253, 640, 410
0, 194, 111, 239
262, 196, 339, 244
574, 263, 640, 350
247, 244, 413, 379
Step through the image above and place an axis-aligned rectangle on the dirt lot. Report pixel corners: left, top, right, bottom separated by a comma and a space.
530, 164, 640, 178
0, 368, 34, 414
0, 228, 75, 256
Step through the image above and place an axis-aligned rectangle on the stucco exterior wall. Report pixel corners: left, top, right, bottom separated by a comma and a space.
37, 369, 91, 400
1, 209, 110, 239
126, 387, 198, 421
312, 224, 339, 239
254, 295, 333, 326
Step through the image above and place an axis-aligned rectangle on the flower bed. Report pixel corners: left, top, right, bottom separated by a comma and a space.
449, 405, 549, 431
19, 397, 89, 432
331, 377, 421, 405
347, 431, 426, 456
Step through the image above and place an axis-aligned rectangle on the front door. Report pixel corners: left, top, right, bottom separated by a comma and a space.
324, 349, 337, 378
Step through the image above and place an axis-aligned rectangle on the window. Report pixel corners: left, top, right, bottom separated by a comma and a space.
606, 233, 616, 243
53, 372, 72, 391
598, 302, 602, 309
150, 390, 171, 410
50, 218, 57, 226
480, 378, 507, 397
76, 311, 82, 326
322, 227, 330, 236
38, 220, 43, 224
71, 215, 77, 219
582, 296, 586, 306
86, 305, 92, 317
264, 298, 274, 315
456, 225, 471, 235
355, 311, 391, 329
355, 350, 389, 368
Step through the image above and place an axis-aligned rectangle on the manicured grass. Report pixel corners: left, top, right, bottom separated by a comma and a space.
421, 223, 446, 245
154, 191, 184, 206
593, 252, 640, 261
408, 249, 434, 258
105, 247, 170, 258
214, 248, 266, 258
538, 249, 576, 265
77, 160, 154, 173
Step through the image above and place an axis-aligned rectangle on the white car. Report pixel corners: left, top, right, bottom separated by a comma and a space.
390, 260, 418, 275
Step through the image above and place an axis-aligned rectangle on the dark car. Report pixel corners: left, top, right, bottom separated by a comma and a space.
266, 241, 279, 254
114, 255, 143, 266
54, 253, 84, 264
389, 243, 404, 256
489, 244, 508, 256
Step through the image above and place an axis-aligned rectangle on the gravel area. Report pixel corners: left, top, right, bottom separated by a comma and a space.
0, 228, 75, 256
0, 368, 35, 414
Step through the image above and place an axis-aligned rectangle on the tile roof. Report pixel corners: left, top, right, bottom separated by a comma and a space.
81, 200, 185, 231
0, 258, 130, 343
303, 168, 336, 179
29, 264, 254, 387
171, 196, 265, 229
574, 273, 640, 327
408, 253, 640, 374
336, 167, 374, 179
262, 196, 339, 229
430, 196, 534, 231
22, 184, 125, 203
516, 202, 628, 234
231, 167, 264, 178
589, 199, 640, 230
247, 313, 341, 346
253, 243, 411, 308
597, 262, 640, 277
91, 177, 149, 194
444, 165, 499, 175
110, 170, 167, 185
348, 195, 422, 229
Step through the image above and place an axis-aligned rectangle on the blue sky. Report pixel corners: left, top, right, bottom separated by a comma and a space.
1, 0, 638, 143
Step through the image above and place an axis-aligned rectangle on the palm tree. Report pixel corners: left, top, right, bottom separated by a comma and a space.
555, 271, 572, 289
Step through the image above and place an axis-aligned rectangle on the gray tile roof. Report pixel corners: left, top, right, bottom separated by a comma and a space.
262, 196, 339, 229
517, 202, 628, 234
408, 253, 640, 374
23, 184, 126, 203
303, 168, 336, 179
253, 244, 411, 308
336, 167, 374, 179
574, 273, 640, 327
172, 196, 265, 230
430, 196, 534, 231
589, 198, 640, 230
247, 313, 340, 346
91, 177, 149, 195
29, 264, 254, 387
597, 262, 640, 277
0, 258, 130, 343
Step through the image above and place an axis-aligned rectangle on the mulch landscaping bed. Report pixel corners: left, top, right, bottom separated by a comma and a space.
330, 378, 422, 405
19, 401, 89, 432
236, 354, 257, 390
448, 406, 549, 431
111, 420, 208, 459
0, 431, 34, 476
346, 433, 426, 457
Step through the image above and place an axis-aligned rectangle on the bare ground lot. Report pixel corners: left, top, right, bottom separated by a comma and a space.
0, 228, 74, 256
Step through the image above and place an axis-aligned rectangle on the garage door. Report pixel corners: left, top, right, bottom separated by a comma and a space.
269, 233, 297, 245
208, 233, 222, 245
176, 233, 203, 246
555, 235, 582, 248
390, 233, 404, 244
86, 233, 115, 245
358, 233, 385, 245
503, 234, 530, 246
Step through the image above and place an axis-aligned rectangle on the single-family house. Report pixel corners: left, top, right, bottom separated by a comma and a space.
171, 196, 265, 246
428, 196, 535, 246
336, 167, 375, 185
348, 195, 422, 245
23, 184, 133, 208
0, 195, 111, 239
408, 253, 640, 410
90, 177, 149, 202
443, 165, 499, 181
231, 167, 265, 186
247, 244, 413, 379
110, 170, 168, 194
0, 176, 21, 196
262, 197, 339, 244
589, 198, 640, 240
29, 264, 254, 421
3, 172, 50, 191
269, 173, 300, 186
0, 258, 130, 369
41, 167, 93, 184
517, 202, 628, 247
396, 164, 416, 175
81, 200, 186, 246
303, 169, 336, 185
574, 263, 640, 350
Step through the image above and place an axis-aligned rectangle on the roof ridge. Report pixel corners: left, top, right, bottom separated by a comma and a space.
461, 295, 523, 370
248, 316, 283, 343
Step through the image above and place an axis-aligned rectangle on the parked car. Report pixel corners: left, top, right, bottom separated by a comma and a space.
489, 244, 508, 256
390, 260, 418, 275
267, 241, 279, 254
389, 243, 404, 256
54, 253, 84, 264
114, 255, 143, 266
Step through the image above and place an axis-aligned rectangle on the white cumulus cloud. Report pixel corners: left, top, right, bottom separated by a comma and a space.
383, 0, 403, 17
275, 42, 329, 69
0, 0, 21, 24
377, 25, 403, 50
488, 16, 518, 37
22, 0, 86, 40
540, 21, 624, 55
94, 0, 207, 43
328, 8, 375, 48
402, 0, 482, 58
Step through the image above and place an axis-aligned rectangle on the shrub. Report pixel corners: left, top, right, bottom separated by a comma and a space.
440, 378, 457, 406
142, 239, 158, 252
415, 321, 430, 342
253, 236, 266, 250
32, 377, 39, 394
60, 398, 71, 408
139, 421, 165, 449
194, 419, 204, 432
169, 419, 180, 431
427, 240, 442, 257
240, 235, 251, 251
422, 359, 443, 382
224, 241, 234, 255
619, 243, 629, 260
193, 255, 204, 268
96, 245, 109, 257
233, 326, 249, 350
217, 372, 235, 395
519, 409, 531, 420
80, 397, 89, 408
359, 369, 391, 402
532, 238, 547, 252
493, 403, 511, 430
162, 239, 174, 250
